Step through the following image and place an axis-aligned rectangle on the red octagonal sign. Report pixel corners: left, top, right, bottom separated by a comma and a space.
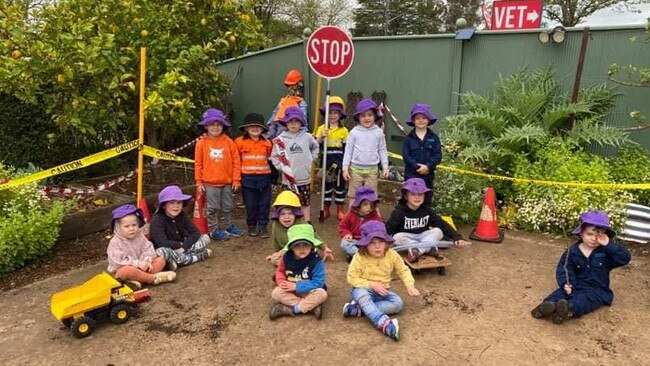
306, 26, 354, 79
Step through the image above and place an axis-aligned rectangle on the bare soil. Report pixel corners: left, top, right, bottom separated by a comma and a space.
0, 197, 648, 366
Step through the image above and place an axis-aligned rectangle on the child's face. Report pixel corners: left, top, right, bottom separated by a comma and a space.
291, 241, 313, 259
246, 126, 263, 138
328, 110, 341, 125
118, 215, 140, 240
206, 122, 224, 137
163, 200, 183, 218
367, 237, 388, 258
286, 119, 302, 132
279, 208, 297, 227
358, 110, 376, 127
405, 191, 425, 208
413, 114, 429, 129
358, 200, 375, 216
581, 225, 607, 248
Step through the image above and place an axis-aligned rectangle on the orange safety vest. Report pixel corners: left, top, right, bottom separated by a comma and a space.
234, 136, 272, 175
272, 95, 304, 122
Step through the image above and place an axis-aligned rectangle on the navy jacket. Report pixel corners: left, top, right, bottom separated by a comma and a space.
555, 240, 631, 305
402, 128, 442, 184
150, 211, 201, 251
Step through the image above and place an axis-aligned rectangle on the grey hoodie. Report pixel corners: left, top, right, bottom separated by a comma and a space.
342, 124, 389, 170
271, 130, 319, 186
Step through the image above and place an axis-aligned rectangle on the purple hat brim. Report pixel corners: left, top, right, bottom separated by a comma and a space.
570, 223, 616, 237
155, 193, 192, 213
401, 186, 431, 194
270, 206, 304, 219
351, 195, 380, 208
352, 109, 382, 122
110, 207, 145, 232
198, 117, 231, 128
356, 232, 395, 247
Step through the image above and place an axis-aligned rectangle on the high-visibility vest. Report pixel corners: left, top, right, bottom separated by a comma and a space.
234, 136, 272, 175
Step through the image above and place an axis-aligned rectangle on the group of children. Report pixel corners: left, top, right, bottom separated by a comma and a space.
105, 68, 632, 341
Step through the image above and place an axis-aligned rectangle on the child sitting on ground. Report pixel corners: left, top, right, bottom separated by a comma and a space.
107, 204, 176, 289
343, 221, 420, 341
195, 108, 243, 241
270, 106, 319, 222
385, 178, 468, 262
150, 184, 212, 269
269, 224, 328, 320
339, 186, 382, 261
531, 211, 631, 324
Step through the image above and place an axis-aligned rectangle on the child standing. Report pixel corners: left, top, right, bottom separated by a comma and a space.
314, 96, 349, 220
235, 113, 273, 238
266, 69, 309, 139
150, 185, 212, 269
402, 103, 441, 206
107, 204, 176, 288
343, 221, 420, 341
269, 224, 328, 320
270, 106, 319, 222
339, 186, 382, 261
342, 99, 389, 200
531, 211, 631, 324
194, 108, 243, 241
386, 178, 468, 263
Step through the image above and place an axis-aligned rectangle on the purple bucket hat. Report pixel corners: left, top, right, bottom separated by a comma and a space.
270, 206, 305, 219
319, 104, 347, 119
571, 210, 616, 237
353, 99, 383, 122
110, 204, 145, 232
351, 186, 379, 208
156, 184, 192, 213
401, 178, 431, 194
357, 220, 395, 247
279, 106, 307, 126
198, 108, 231, 128
406, 103, 438, 126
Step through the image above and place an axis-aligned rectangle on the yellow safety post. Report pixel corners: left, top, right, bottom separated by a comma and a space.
310, 76, 323, 192
136, 47, 146, 203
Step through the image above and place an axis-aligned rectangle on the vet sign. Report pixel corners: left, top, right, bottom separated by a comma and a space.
491, 0, 543, 30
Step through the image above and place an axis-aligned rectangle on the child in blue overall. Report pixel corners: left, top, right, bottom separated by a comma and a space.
343, 220, 420, 341
531, 211, 631, 324
402, 103, 441, 207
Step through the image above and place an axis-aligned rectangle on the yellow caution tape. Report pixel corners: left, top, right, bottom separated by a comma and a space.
0, 140, 139, 190
387, 151, 650, 190
142, 145, 194, 163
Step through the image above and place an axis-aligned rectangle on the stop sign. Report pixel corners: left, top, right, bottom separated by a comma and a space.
306, 26, 354, 79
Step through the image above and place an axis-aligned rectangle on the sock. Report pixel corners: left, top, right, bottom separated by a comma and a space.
293, 304, 302, 314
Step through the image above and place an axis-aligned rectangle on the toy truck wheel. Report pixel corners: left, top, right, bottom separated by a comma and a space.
437, 267, 446, 275
71, 316, 95, 338
109, 304, 132, 324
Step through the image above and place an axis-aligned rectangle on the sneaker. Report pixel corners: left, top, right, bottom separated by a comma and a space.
248, 226, 259, 237
196, 248, 212, 262
552, 299, 571, 324
346, 254, 353, 264
225, 224, 243, 237
531, 301, 556, 319
259, 226, 270, 239
210, 228, 229, 241
312, 305, 323, 320
382, 319, 400, 341
153, 271, 177, 285
269, 302, 294, 320
166, 260, 178, 271
124, 280, 142, 290
342, 301, 362, 317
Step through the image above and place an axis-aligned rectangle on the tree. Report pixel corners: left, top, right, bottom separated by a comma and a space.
0, 0, 266, 148
545, 0, 650, 27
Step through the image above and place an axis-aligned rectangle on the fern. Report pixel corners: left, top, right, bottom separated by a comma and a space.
494, 124, 549, 150
567, 118, 631, 147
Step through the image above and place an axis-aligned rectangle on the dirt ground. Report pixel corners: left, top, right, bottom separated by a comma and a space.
0, 205, 649, 366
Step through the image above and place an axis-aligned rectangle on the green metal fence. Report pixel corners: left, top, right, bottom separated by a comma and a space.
218, 25, 649, 154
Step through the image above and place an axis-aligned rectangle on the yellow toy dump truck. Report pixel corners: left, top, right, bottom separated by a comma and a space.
51, 272, 150, 338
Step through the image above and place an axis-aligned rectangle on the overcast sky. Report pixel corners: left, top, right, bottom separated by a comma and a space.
583, 3, 650, 26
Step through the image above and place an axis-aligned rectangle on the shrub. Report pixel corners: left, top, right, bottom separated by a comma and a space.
608, 146, 650, 206
0, 164, 67, 276
433, 160, 487, 225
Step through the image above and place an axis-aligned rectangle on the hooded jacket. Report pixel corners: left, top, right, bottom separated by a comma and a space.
342, 124, 388, 170
270, 129, 319, 186
386, 200, 464, 240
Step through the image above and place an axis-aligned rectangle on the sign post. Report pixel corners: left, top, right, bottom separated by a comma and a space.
491, 0, 543, 30
306, 26, 354, 223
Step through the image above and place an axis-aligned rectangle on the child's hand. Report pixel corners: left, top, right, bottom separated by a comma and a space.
407, 287, 420, 297
342, 169, 350, 181
321, 129, 328, 138
175, 248, 185, 254
454, 239, 469, 248
196, 184, 205, 193
137, 261, 149, 272
564, 284, 573, 295
596, 233, 609, 246
381, 167, 389, 179
343, 234, 353, 241
232, 183, 241, 193
369, 281, 388, 296
323, 246, 334, 261
279, 281, 296, 292
416, 164, 429, 175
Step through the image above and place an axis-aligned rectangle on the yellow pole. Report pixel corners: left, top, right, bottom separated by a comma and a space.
136, 47, 146, 203
310, 76, 323, 192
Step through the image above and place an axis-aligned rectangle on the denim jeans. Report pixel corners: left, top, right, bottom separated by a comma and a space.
351, 287, 404, 328
340, 238, 359, 256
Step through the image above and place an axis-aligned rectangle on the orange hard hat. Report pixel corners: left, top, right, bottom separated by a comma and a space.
284, 69, 303, 86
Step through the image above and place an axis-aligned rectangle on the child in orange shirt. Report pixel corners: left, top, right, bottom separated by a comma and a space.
195, 108, 243, 241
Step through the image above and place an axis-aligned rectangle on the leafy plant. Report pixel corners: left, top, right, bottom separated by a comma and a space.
608, 146, 650, 206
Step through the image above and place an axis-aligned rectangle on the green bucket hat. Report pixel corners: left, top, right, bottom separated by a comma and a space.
284, 224, 323, 250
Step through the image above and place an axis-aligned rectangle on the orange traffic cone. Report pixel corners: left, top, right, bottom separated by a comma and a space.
469, 186, 505, 243
192, 191, 209, 235
138, 198, 152, 239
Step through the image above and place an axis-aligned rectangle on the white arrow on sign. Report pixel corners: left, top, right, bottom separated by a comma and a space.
526, 10, 539, 22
